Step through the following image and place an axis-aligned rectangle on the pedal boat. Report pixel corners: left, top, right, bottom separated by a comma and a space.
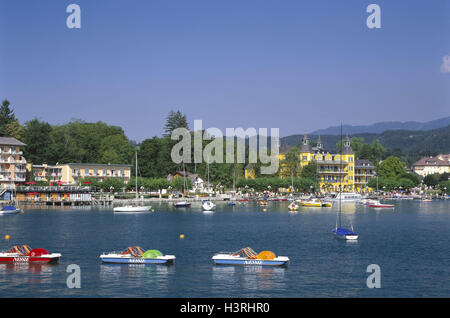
367, 200, 394, 208
0, 245, 61, 264
212, 247, 289, 266
288, 202, 299, 211
100, 246, 175, 265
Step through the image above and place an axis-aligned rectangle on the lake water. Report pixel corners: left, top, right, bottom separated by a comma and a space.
0, 200, 449, 298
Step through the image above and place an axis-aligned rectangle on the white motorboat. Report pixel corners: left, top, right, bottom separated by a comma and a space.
331, 192, 362, 202
113, 205, 152, 212
173, 201, 191, 208
202, 200, 216, 211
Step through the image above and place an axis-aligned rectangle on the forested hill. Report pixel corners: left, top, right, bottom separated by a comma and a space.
310, 116, 450, 135
280, 125, 450, 155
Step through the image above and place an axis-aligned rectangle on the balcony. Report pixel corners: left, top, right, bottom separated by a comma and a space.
318, 170, 348, 174
354, 173, 374, 177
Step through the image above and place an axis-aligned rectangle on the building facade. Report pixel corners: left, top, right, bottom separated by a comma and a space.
412, 154, 450, 177
0, 137, 27, 189
354, 159, 376, 192
27, 163, 132, 185
279, 135, 357, 192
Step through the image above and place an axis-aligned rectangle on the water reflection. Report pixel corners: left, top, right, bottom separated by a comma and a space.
212, 265, 286, 291
99, 264, 173, 294
0, 262, 56, 285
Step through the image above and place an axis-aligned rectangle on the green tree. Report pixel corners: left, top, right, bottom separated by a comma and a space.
23, 118, 53, 163
99, 134, 134, 164
138, 137, 163, 178
5, 121, 25, 141
423, 174, 440, 187
300, 161, 318, 181
163, 110, 188, 137
281, 147, 300, 189
0, 99, 17, 136
396, 172, 420, 187
377, 156, 406, 179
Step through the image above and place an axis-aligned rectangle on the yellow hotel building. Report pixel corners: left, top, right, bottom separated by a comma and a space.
27, 163, 132, 185
279, 135, 357, 192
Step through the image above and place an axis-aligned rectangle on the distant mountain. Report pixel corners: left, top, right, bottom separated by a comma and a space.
310, 116, 450, 135
280, 125, 450, 156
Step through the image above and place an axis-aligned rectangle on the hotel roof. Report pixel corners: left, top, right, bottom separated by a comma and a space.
0, 137, 26, 146
66, 163, 132, 167
355, 159, 375, 168
412, 156, 449, 167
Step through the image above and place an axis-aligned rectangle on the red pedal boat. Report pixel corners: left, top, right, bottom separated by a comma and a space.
0, 245, 61, 264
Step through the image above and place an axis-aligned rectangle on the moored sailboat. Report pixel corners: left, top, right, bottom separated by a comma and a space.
114, 151, 152, 212
332, 124, 358, 240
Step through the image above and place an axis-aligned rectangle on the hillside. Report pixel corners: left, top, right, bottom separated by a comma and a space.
310, 116, 450, 135
280, 125, 450, 156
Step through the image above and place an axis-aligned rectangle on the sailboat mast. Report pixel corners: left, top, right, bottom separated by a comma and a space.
135, 151, 138, 200
339, 123, 343, 228
183, 162, 186, 194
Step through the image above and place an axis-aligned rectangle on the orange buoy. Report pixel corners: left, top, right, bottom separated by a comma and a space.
4, 235, 10, 240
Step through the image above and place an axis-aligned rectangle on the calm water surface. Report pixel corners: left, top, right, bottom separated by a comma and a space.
0, 200, 449, 297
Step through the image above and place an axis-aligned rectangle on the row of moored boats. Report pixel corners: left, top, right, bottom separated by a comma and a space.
0, 244, 289, 266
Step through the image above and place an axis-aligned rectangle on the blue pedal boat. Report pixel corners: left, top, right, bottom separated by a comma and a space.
212, 247, 289, 266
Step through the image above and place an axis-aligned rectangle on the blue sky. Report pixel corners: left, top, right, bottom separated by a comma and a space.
1, 0, 449, 142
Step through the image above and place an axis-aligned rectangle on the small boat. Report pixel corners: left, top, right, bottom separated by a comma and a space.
100, 246, 175, 265
332, 227, 359, 240
212, 247, 289, 266
113, 205, 152, 212
360, 199, 378, 206
0, 205, 21, 215
367, 200, 394, 208
421, 198, 432, 202
288, 202, 299, 211
114, 151, 152, 212
301, 199, 324, 207
173, 201, 191, 208
257, 200, 268, 206
0, 245, 61, 263
202, 200, 216, 211
227, 202, 236, 206
332, 124, 358, 241
321, 201, 332, 207
330, 192, 362, 202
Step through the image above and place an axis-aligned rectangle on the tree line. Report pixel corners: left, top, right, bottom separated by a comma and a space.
2, 99, 448, 193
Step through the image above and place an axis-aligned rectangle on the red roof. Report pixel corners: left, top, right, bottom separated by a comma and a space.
412, 156, 449, 167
